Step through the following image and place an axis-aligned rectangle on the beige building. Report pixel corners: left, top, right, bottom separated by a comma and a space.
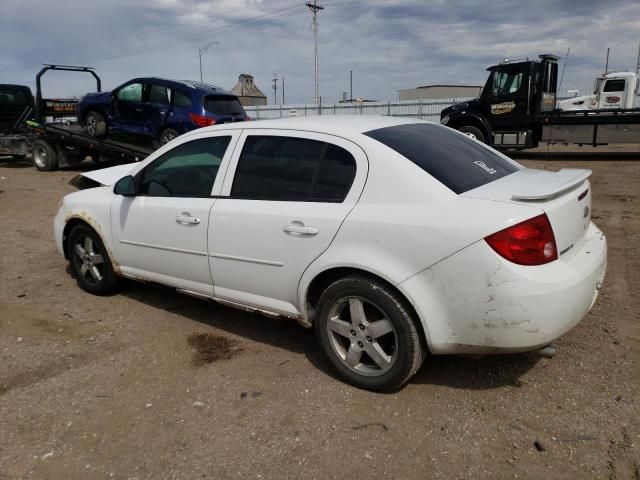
399, 84, 482, 101
231, 74, 267, 106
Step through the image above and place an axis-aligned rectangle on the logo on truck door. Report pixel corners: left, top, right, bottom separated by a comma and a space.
490, 101, 516, 115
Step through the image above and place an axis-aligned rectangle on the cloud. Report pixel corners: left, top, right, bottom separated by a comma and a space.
1, 0, 638, 102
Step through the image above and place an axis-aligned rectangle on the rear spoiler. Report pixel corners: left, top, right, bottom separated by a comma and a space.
511, 168, 591, 201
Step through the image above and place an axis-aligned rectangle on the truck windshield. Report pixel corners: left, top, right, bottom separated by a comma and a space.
364, 123, 518, 194
0, 85, 31, 106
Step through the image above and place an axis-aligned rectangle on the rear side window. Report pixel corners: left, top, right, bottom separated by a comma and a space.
173, 90, 193, 108
365, 123, 517, 194
231, 136, 356, 202
205, 96, 245, 115
148, 84, 170, 105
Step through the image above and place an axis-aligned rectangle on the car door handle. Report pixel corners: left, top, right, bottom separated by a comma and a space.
283, 222, 318, 236
176, 213, 201, 225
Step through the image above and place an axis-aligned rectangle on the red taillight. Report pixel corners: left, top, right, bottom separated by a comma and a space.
188, 113, 216, 127
485, 214, 557, 266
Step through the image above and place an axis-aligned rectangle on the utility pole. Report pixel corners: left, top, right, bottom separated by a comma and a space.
350, 70, 353, 101
198, 41, 219, 83
635, 41, 640, 75
306, 1, 324, 104
272, 74, 278, 105
282, 76, 285, 105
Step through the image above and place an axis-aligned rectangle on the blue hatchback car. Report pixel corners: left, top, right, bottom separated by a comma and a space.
76, 77, 248, 145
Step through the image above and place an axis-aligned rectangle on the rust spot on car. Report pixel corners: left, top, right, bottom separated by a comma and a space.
65, 211, 120, 274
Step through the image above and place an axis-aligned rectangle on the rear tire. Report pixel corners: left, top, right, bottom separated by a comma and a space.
314, 275, 424, 391
159, 128, 180, 145
458, 125, 486, 143
32, 140, 58, 171
68, 224, 120, 295
85, 110, 107, 138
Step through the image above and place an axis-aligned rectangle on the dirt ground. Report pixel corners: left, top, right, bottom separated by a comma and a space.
1, 145, 638, 479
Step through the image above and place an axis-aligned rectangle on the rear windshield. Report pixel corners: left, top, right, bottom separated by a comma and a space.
204, 95, 245, 116
0, 85, 31, 106
364, 123, 518, 194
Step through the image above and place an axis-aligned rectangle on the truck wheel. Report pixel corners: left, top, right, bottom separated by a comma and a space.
459, 125, 486, 143
32, 140, 58, 171
85, 111, 107, 138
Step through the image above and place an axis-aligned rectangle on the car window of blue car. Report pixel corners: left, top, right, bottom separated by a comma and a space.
117, 83, 143, 102
148, 84, 170, 105
139, 136, 231, 197
173, 90, 193, 108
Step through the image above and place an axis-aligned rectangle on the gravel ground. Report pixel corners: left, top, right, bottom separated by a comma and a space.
0, 146, 638, 479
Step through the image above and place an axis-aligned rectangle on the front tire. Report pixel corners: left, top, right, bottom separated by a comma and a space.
68, 224, 119, 295
315, 275, 424, 391
85, 110, 107, 138
458, 125, 486, 143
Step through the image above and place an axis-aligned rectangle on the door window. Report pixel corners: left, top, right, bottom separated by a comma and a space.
491, 71, 522, 96
148, 84, 170, 105
603, 79, 625, 92
139, 136, 231, 197
117, 83, 143, 102
231, 136, 356, 202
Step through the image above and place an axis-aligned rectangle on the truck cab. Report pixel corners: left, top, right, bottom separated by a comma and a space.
558, 72, 640, 111
440, 54, 559, 149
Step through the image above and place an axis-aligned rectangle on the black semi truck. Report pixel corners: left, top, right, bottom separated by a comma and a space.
440, 54, 640, 150
0, 65, 151, 171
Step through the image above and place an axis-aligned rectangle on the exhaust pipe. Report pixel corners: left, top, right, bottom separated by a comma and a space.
536, 344, 556, 358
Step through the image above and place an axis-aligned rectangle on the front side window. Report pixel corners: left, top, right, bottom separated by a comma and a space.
492, 71, 522, 96
231, 136, 356, 202
117, 83, 143, 102
603, 79, 625, 92
139, 136, 231, 197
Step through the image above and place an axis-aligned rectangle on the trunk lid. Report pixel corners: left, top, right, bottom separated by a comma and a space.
462, 168, 592, 259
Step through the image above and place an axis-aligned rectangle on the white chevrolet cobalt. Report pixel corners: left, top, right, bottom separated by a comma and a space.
54, 116, 607, 390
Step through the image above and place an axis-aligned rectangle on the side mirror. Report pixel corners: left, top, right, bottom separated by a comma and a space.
114, 175, 136, 196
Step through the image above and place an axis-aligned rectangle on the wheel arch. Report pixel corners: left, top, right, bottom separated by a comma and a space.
447, 113, 492, 144
301, 266, 432, 352
62, 216, 120, 274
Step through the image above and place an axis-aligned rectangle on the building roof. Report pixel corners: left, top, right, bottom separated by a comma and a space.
231, 74, 266, 99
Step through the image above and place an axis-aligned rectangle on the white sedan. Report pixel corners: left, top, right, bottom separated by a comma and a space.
54, 116, 607, 390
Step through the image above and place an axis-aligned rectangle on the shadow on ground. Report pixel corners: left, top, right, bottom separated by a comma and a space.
116, 280, 538, 391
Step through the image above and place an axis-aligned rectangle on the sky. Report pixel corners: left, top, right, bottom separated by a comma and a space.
1, 0, 639, 104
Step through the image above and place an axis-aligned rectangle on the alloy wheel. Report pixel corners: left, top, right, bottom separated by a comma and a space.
72, 234, 106, 287
326, 296, 398, 376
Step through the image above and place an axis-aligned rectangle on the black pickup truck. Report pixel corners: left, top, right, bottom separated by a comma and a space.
0, 83, 34, 158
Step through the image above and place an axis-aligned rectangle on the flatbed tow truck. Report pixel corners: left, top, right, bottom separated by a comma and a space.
440, 54, 640, 150
0, 65, 152, 171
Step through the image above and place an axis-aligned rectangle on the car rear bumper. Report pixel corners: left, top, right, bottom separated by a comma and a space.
400, 222, 607, 354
